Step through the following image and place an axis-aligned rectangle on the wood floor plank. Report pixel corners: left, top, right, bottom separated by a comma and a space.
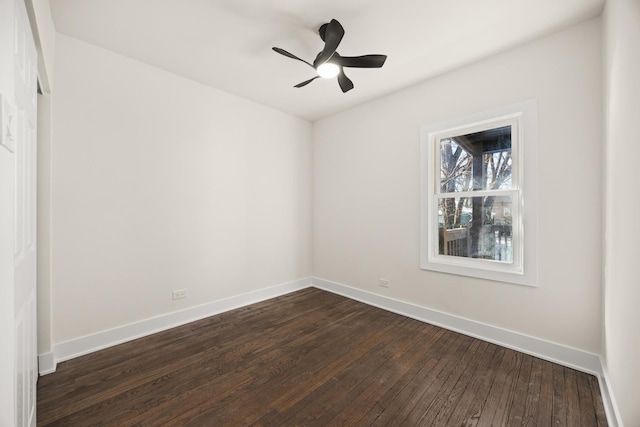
441, 344, 506, 426
577, 371, 598, 426
475, 347, 518, 427
505, 353, 534, 425
535, 358, 555, 426
565, 366, 582, 426
450, 345, 507, 426
376, 334, 475, 425
250, 318, 423, 426
588, 374, 609, 427
552, 362, 568, 425
185, 313, 409, 426
521, 356, 543, 426
110, 297, 381, 426
39, 290, 356, 424
37, 288, 332, 409
37, 289, 608, 427
244, 310, 401, 410
321, 324, 442, 426
349, 327, 458, 426
413, 341, 493, 426
368, 332, 471, 425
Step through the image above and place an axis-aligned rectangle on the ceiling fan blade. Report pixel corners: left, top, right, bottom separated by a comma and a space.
313, 19, 344, 68
272, 47, 314, 68
337, 69, 354, 93
336, 54, 387, 68
319, 23, 328, 42
294, 76, 320, 88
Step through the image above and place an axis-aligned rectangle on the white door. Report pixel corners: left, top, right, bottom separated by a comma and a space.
9, 0, 39, 425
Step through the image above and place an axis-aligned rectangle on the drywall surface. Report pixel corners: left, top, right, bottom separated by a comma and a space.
603, 0, 640, 425
313, 19, 603, 353
51, 34, 312, 343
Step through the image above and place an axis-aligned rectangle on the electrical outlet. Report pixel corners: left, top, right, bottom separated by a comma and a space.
379, 278, 390, 288
172, 289, 188, 300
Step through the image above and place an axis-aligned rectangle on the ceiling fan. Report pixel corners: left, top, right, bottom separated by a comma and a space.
272, 19, 387, 93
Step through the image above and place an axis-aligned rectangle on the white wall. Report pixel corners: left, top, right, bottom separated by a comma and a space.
313, 19, 603, 353
51, 34, 312, 343
603, 0, 640, 425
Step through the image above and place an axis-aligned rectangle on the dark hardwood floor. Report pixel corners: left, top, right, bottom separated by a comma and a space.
37, 288, 608, 426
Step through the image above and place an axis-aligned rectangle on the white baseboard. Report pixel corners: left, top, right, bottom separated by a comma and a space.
39, 277, 312, 375
38, 352, 56, 375
598, 360, 623, 427
312, 277, 602, 374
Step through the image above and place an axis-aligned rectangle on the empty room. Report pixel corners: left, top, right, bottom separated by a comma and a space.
0, 0, 638, 425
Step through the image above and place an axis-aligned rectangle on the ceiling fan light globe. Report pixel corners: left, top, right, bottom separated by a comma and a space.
317, 62, 340, 79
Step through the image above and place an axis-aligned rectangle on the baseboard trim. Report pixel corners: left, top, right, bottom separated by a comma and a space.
598, 360, 623, 427
312, 277, 602, 375
38, 352, 56, 375
39, 277, 312, 375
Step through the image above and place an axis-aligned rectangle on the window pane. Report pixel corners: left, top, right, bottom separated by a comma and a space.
440, 125, 512, 192
438, 195, 513, 262
483, 150, 512, 190
440, 138, 473, 193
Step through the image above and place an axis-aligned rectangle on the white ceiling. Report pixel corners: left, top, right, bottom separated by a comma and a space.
49, 0, 604, 122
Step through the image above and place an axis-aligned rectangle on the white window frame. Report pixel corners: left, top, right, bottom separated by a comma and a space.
420, 100, 538, 287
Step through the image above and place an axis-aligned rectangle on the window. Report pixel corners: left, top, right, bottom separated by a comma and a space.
420, 100, 538, 286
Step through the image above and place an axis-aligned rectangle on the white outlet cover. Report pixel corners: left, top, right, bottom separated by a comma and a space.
172, 289, 188, 300
0, 94, 17, 153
